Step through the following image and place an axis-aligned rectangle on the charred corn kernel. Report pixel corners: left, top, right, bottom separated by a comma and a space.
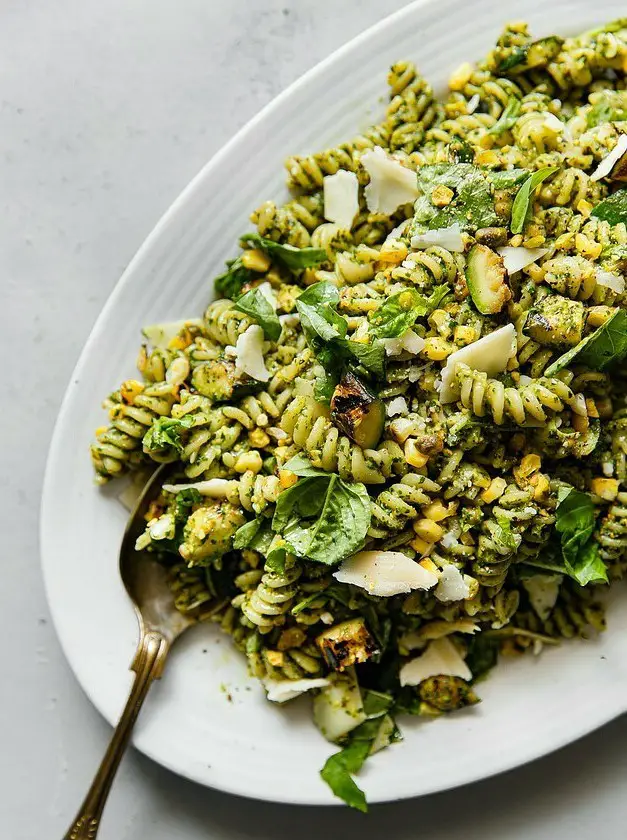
420, 557, 439, 575
168, 328, 195, 350
422, 500, 454, 522
265, 650, 284, 667
481, 477, 508, 503
241, 248, 271, 272
526, 263, 545, 284
476, 149, 499, 167
572, 411, 589, 433
120, 379, 144, 404
95, 425, 108, 437
587, 305, 614, 327
514, 454, 542, 483
241, 549, 260, 568
522, 234, 546, 249
586, 397, 599, 420
234, 451, 263, 474
277, 627, 307, 651
405, 439, 430, 468
410, 535, 433, 555
576, 198, 593, 217
423, 336, 455, 361
575, 233, 603, 260
596, 396, 613, 419
413, 519, 444, 542
302, 267, 320, 286
449, 61, 474, 90
431, 185, 454, 207
509, 234, 524, 247
554, 231, 576, 250
378, 240, 408, 263
389, 417, 416, 444
248, 428, 271, 448
453, 324, 476, 345
278, 469, 298, 489
591, 477, 619, 501
531, 474, 550, 501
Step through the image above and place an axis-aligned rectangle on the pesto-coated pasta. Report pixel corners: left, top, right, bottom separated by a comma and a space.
90, 19, 627, 810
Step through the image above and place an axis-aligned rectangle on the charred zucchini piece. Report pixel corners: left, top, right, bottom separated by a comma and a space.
330, 373, 385, 449
523, 294, 586, 348
316, 618, 378, 671
191, 358, 260, 402
475, 227, 509, 248
418, 675, 479, 712
465, 244, 511, 314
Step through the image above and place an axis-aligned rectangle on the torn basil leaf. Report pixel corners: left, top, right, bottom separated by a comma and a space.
233, 287, 281, 341
241, 233, 327, 270
369, 285, 448, 339
510, 167, 560, 234
412, 163, 499, 233
488, 97, 521, 135
214, 256, 254, 299
591, 189, 627, 225
545, 310, 627, 374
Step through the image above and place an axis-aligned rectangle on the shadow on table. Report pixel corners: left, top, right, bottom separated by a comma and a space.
132, 711, 627, 839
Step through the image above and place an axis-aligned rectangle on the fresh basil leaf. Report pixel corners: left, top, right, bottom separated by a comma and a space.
233, 518, 289, 574
233, 518, 263, 550
412, 163, 499, 233
320, 740, 370, 812
361, 689, 395, 719
591, 189, 627, 225
493, 513, 520, 552
486, 168, 529, 189
272, 472, 371, 566
510, 167, 560, 234
545, 310, 627, 375
448, 140, 475, 164
142, 416, 192, 455
282, 454, 325, 477
465, 634, 500, 680
214, 256, 254, 299
241, 233, 327, 270
296, 282, 347, 343
497, 46, 528, 72
587, 96, 627, 128
174, 488, 202, 521
488, 97, 521, 135
555, 487, 608, 585
345, 339, 386, 378
233, 287, 281, 341
369, 285, 448, 339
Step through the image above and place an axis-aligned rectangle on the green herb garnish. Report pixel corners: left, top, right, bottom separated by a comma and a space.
233, 287, 281, 341
510, 167, 559, 234
545, 310, 627, 375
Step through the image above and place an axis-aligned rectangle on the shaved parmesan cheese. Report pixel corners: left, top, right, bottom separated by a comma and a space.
522, 573, 562, 621
264, 677, 330, 704
400, 637, 472, 686
323, 169, 359, 230
440, 531, 458, 549
401, 619, 478, 649
234, 325, 269, 382
142, 319, 202, 349
467, 94, 480, 114
591, 134, 627, 181
333, 550, 438, 597
381, 328, 425, 357
497, 246, 549, 274
257, 282, 278, 310
384, 218, 411, 242
279, 312, 300, 328
596, 269, 625, 294
361, 147, 419, 214
162, 478, 237, 497
440, 323, 516, 403
387, 396, 408, 417
313, 673, 366, 742
435, 565, 471, 602
411, 222, 464, 253
149, 514, 175, 541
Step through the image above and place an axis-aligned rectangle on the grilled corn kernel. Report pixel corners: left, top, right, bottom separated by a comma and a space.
509, 234, 524, 248
249, 428, 271, 448
480, 477, 508, 503
586, 397, 599, 419
422, 501, 453, 522
405, 439, 430, 468
234, 451, 263, 474
531, 473, 550, 501
431, 185, 455, 207
575, 233, 603, 260
94, 425, 108, 437
265, 650, 285, 667
423, 336, 455, 361
591, 477, 619, 501
120, 379, 144, 405
522, 234, 546, 249
576, 198, 593, 217
572, 412, 589, 433
413, 519, 444, 542
410, 535, 433, 555
241, 248, 271, 272
475, 149, 499, 167
420, 558, 439, 575
278, 469, 298, 489
587, 305, 614, 327
453, 324, 477, 345
449, 62, 474, 90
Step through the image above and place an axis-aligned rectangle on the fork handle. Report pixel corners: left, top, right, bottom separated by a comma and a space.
62, 630, 170, 840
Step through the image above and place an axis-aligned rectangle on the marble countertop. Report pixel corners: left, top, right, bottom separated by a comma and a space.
2, 1, 626, 837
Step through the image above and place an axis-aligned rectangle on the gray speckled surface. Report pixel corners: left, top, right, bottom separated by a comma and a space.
2, 1, 627, 837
